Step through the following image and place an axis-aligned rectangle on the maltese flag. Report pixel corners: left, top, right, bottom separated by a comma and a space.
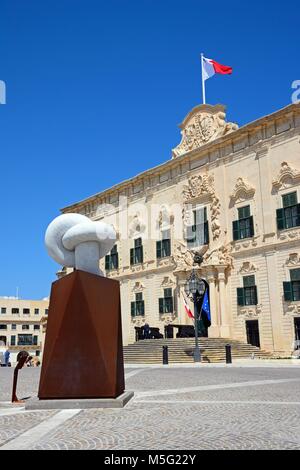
202, 56, 233, 81
183, 294, 194, 319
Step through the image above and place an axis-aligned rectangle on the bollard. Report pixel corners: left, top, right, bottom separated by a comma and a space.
163, 345, 169, 365
225, 344, 232, 364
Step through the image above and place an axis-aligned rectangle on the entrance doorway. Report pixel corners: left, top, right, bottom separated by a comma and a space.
246, 320, 260, 348
294, 318, 300, 348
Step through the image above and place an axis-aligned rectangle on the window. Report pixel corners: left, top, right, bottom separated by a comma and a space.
1, 307, 6, 314
186, 207, 209, 248
22, 325, 30, 330
23, 308, 30, 315
36, 351, 40, 357
233, 205, 254, 241
0, 324, 7, 330
11, 324, 16, 330
237, 275, 258, 306
157, 229, 171, 259
105, 245, 119, 271
45, 309, 49, 315
11, 336, 16, 346
18, 334, 33, 346
130, 238, 144, 265
277, 192, 300, 230
34, 308, 39, 315
33, 336, 38, 346
283, 268, 300, 301
12, 308, 19, 314
131, 292, 145, 317
34, 324, 40, 330
159, 288, 174, 314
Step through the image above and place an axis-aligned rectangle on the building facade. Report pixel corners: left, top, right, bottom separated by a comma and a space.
62, 103, 300, 355
0, 297, 48, 364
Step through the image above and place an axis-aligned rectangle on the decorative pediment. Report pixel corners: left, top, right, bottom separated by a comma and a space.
161, 276, 175, 288
272, 161, 300, 191
238, 261, 257, 274
132, 281, 145, 293
172, 104, 238, 158
128, 213, 146, 238
230, 178, 255, 204
285, 253, 300, 267
158, 205, 174, 229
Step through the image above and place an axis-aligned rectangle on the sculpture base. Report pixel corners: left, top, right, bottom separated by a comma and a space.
25, 391, 134, 410
38, 270, 125, 399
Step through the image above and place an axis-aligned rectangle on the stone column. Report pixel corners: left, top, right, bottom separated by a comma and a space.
217, 265, 231, 338
207, 268, 220, 338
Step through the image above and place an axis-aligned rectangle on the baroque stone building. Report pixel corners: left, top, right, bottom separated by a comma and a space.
62, 103, 300, 355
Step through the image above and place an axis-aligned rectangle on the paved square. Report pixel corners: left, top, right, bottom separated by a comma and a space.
1, 363, 300, 450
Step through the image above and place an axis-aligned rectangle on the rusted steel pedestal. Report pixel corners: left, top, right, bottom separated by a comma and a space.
38, 270, 125, 400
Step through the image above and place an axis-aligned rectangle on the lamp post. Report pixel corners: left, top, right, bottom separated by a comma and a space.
184, 269, 206, 363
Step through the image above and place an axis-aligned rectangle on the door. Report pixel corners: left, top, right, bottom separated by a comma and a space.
246, 320, 260, 348
294, 318, 300, 349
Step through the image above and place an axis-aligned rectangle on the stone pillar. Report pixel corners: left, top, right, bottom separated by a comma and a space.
207, 268, 220, 338
217, 266, 231, 338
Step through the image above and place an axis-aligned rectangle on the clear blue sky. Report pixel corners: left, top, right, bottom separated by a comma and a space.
0, 0, 299, 299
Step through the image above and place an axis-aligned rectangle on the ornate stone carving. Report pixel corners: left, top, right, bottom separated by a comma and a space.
159, 313, 177, 324
173, 242, 195, 271
285, 253, 300, 267
279, 229, 300, 241
239, 261, 257, 274
230, 177, 255, 204
172, 104, 238, 158
161, 276, 175, 288
283, 303, 300, 315
131, 316, 145, 326
128, 213, 146, 238
203, 243, 233, 268
237, 305, 262, 318
272, 161, 300, 191
132, 281, 145, 293
158, 205, 174, 229
183, 172, 221, 241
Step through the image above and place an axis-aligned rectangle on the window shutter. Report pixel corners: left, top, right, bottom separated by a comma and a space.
140, 246, 144, 263
276, 208, 285, 230
105, 255, 110, 271
186, 225, 195, 242
233, 220, 240, 241
249, 215, 254, 237
253, 286, 258, 305
296, 203, 300, 227
115, 253, 119, 269
164, 238, 171, 256
131, 302, 135, 316
283, 282, 293, 301
159, 298, 164, 314
204, 221, 209, 244
130, 248, 134, 265
141, 300, 145, 315
156, 241, 162, 258
237, 287, 245, 306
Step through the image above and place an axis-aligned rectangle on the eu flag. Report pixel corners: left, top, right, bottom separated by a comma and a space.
201, 289, 211, 328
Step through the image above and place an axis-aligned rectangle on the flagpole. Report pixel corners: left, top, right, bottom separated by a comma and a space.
201, 53, 206, 104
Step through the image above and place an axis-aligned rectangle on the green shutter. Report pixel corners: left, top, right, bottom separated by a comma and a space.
164, 238, 171, 256
141, 300, 145, 315
276, 208, 285, 230
283, 282, 293, 301
233, 220, 240, 241
204, 221, 209, 244
140, 246, 144, 263
131, 302, 136, 316
296, 203, 300, 227
130, 248, 134, 265
114, 253, 119, 269
253, 286, 258, 305
156, 241, 162, 258
159, 298, 164, 313
186, 225, 195, 243
237, 287, 245, 306
105, 255, 110, 271
249, 215, 254, 237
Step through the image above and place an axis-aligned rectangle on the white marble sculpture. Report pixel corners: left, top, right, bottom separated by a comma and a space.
45, 213, 116, 276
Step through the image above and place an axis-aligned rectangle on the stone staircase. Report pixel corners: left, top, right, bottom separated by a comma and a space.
123, 337, 273, 364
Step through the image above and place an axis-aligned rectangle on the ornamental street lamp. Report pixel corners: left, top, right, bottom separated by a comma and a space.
184, 269, 206, 362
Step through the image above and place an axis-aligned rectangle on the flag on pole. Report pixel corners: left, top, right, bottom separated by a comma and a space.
183, 294, 194, 319
199, 289, 211, 328
202, 56, 233, 81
